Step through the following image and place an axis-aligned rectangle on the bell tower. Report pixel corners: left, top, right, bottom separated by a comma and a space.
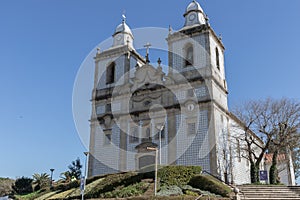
167, 0, 227, 109
167, 0, 230, 177
88, 16, 145, 177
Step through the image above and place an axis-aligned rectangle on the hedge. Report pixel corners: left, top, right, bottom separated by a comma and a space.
188, 175, 231, 197
158, 165, 202, 187
84, 172, 144, 199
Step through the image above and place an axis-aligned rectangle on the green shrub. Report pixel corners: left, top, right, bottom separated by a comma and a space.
269, 165, 279, 184
33, 184, 41, 192
103, 182, 149, 198
181, 185, 201, 196
157, 185, 183, 196
52, 180, 79, 192
158, 166, 202, 187
14, 191, 37, 200
12, 177, 33, 195
185, 190, 199, 196
84, 172, 144, 199
250, 162, 259, 183
188, 175, 231, 197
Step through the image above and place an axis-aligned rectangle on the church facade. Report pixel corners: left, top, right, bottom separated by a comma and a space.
87, 0, 255, 185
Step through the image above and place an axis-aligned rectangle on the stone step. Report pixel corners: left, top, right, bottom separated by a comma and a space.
242, 198, 300, 200
240, 187, 294, 190
241, 189, 294, 191
241, 195, 300, 198
242, 195, 300, 198
241, 192, 300, 197
238, 185, 300, 200
289, 187, 300, 194
240, 188, 299, 192
241, 191, 298, 194
240, 186, 293, 188
241, 191, 299, 194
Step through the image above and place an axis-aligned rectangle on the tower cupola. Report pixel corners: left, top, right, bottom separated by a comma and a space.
185, 0, 203, 13
113, 15, 134, 48
183, 0, 206, 27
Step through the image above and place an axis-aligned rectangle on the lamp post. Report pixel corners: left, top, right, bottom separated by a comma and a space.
147, 147, 158, 196
156, 124, 164, 165
81, 152, 89, 200
50, 168, 54, 188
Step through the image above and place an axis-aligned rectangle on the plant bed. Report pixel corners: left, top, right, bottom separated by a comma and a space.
188, 175, 232, 197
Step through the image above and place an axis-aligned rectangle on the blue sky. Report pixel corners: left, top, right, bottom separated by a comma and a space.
0, 0, 300, 181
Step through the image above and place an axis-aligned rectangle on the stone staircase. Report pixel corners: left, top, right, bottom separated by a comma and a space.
289, 186, 300, 196
238, 185, 300, 200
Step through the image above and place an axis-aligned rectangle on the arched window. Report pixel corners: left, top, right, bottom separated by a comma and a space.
216, 47, 220, 70
106, 62, 115, 84
185, 45, 193, 67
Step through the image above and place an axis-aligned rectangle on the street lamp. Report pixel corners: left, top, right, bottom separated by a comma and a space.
147, 147, 158, 196
156, 124, 164, 165
50, 168, 54, 188
81, 152, 89, 200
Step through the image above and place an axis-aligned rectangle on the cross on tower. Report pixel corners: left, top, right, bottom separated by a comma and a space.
144, 42, 151, 63
122, 10, 126, 22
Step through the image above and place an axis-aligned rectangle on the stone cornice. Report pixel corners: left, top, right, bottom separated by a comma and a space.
166, 25, 225, 50
208, 27, 225, 50
167, 24, 209, 43
94, 45, 146, 63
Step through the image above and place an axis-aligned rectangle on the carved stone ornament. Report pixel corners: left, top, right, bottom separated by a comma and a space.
131, 63, 165, 92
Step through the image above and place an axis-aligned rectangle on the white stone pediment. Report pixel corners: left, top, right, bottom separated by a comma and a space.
131, 63, 164, 92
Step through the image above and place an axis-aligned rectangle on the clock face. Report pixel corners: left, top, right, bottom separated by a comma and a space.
189, 13, 196, 21
116, 35, 122, 41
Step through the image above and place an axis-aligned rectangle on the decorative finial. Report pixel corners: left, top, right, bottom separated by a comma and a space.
144, 42, 151, 63
205, 14, 210, 25
97, 47, 101, 54
168, 25, 173, 34
219, 34, 222, 41
122, 10, 126, 23
157, 58, 162, 66
205, 14, 209, 20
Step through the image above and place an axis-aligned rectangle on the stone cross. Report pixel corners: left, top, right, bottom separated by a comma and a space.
144, 42, 151, 63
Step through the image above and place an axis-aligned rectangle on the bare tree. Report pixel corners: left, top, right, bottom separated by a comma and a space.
267, 99, 300, 184
232, 98, 300, 183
